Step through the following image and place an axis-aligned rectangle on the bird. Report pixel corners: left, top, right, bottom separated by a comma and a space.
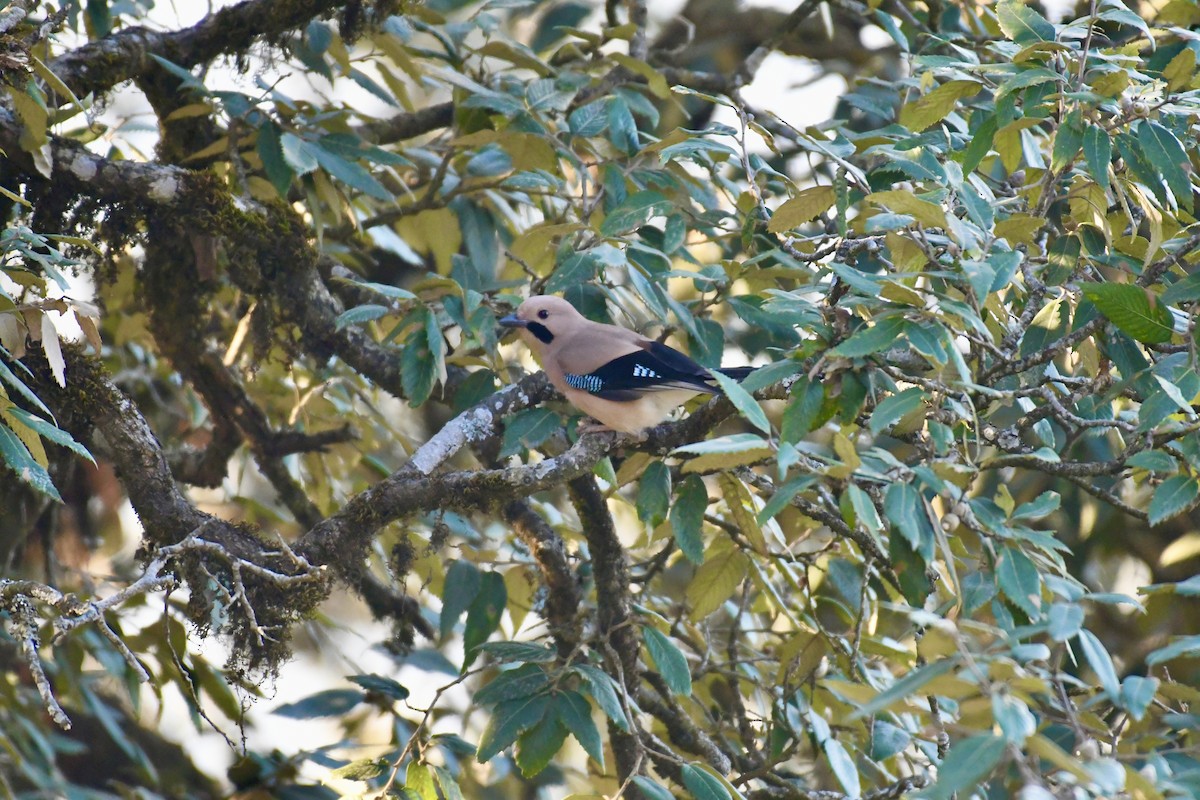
499, 295, 755, 434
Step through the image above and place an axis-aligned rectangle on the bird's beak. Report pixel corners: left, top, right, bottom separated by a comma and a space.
498, 314, 528, 329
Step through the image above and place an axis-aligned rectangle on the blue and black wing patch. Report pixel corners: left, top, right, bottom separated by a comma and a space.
562, 344, 719, 400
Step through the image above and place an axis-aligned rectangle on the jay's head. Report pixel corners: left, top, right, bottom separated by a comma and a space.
499, 295, 582, 354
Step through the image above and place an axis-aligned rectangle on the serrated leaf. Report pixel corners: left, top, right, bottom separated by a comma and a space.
1083, 124, 1112, 193
1147, 634, 1200, 666
6, 406, 93, 463
476, 694, 550, 762
476, 641, 558, 664
1148, 475, 1199, 526
600, 190, 670, 237
643, 626, 691, 696
433, 766, 466, 800
849, 659, 956, 719
441, 560, 482, 638
280, 132, 319, 175
515, 714, 567, 777
1081, 283, 1173, 344
1138, 120, 1194, 213
334, 303, 390, 329
899, 80, 980, 132
462, 572, 507, 669
687, 540, 749, 619
830, 316, 908, 358
0, 423, 62, 501
637, 459, 671, 527
556, 690, 604, 767
670, 474, 707, 564
348, 673, 409, 701
1051, 108, 1084, 172
331, 758, 388, 781
767, 185, 837, 232
475, 664, 551, 706
997, 545, 1042, 619
574, 664, 630, 731
997, 0, 1056, 44
869, 387, 926, 435
310, 141, 392, 200
868, 190, 948, 229
884, 481, 934, 563
708, 370, 771, 434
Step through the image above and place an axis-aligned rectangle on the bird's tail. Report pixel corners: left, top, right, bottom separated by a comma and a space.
716, 366, 756, 381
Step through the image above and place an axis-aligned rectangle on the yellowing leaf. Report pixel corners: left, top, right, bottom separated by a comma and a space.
867, 190, 948, 229
995, 214, 1045, 247
899, 80, 981, 132
886, 232, 926, 272
687, 538, 749, 619
767, 186, 837, 232
1163, 47, 1197, 91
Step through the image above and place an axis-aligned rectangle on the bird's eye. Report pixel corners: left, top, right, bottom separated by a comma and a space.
537, 309, 549, 320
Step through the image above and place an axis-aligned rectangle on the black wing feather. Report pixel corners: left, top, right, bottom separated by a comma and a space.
564, 345, 716, 400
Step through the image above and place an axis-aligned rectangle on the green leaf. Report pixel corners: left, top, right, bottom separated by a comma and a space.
569, 99, 609, 138
846, 483, 884, 538
643, 626, 692, 696
441, 559, 482, 638
515, 714, 567, 777
148, 54, 206, 90
600, 190, 670, 237
830, 316, 908, 358
992, 693, 1036, 745
926, 734, 1006, 799
1051, 108, 1084, 172
849, 658, 957, 720
1127, 450, 1178, 472
433, 766, 466, 800
0, 424, 62, 502
310, 140, 392, 200
1082, 124, 1112, 193
348, 673, 409, 701
573, 664, 629, 731
1138, 120, 1194, 213
680, 764, 730, 800
997, 545, 1042, 619
767, 185, 837, 232
556, 690, 604, 767
279, 132, 319, 175
500, 407, 560, 457
476, 694, 550, 762
462, 571, 507, 670
869, 387, 926, 435
1081, 283, 1173, 344
476, 641, 558, 664
870, 720, 911, 761
631, 777, 676, 800
884, 482, 934, 563
997, 0, 1055, 44
669, 474, 708, 564
825, 739, 861, 796
331, 758, 388, 781
273, 688, 363, 718
544, 251, 601, 294
5, 407, 93, 463
781, 377, 826, 443
475, 664, 551, 705
1120, 675, 1159, 721
1078, 629, 1120, 700
709, 370, 771, 434
1148, 475, 1199, 527
334, 303, 390, 329
1047, 602, 1084, 641
1147, 635, 1200, 666
637, 460, 672, 527
256, 121, 294, 197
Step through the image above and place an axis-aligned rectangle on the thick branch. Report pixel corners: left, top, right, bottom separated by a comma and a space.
46, 0, 345, 99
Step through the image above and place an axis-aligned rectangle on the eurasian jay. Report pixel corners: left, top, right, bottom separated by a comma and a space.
499, 295, 754, 434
